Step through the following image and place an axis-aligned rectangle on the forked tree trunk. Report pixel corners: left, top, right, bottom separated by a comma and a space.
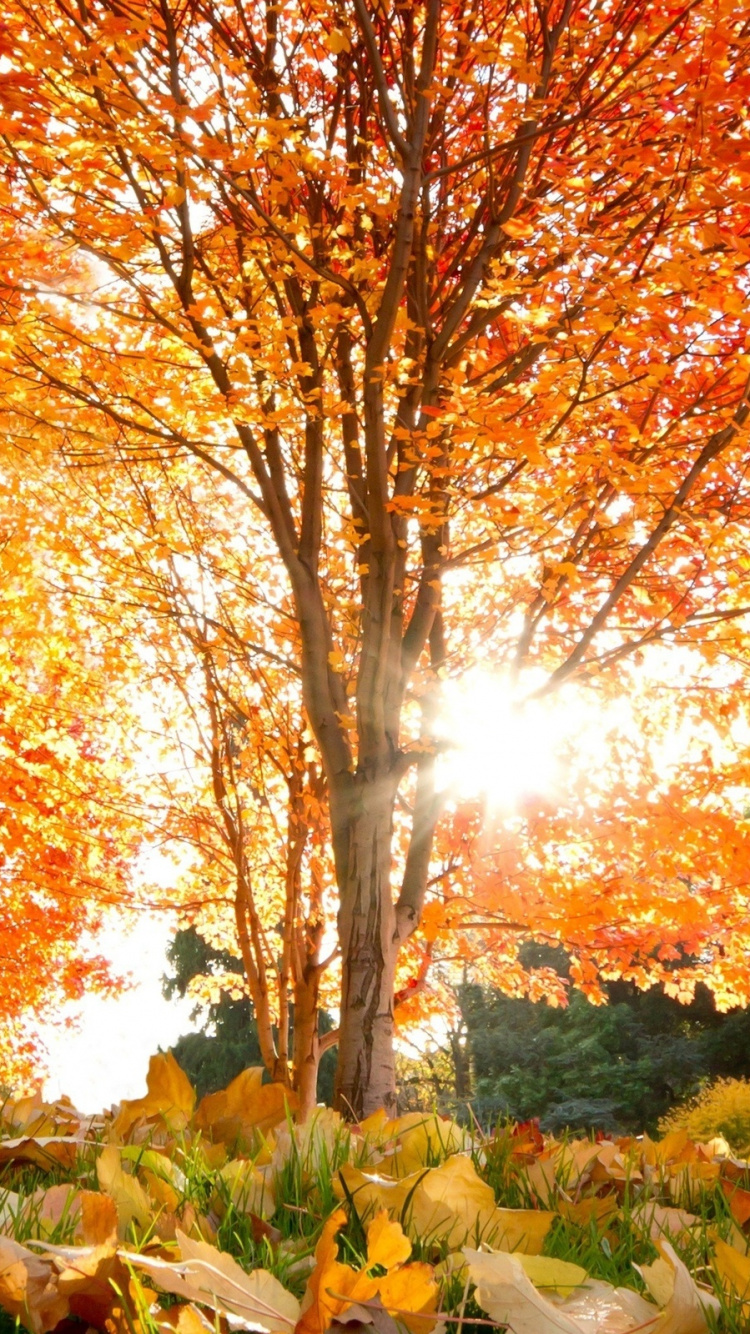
333, 778, 399, 1118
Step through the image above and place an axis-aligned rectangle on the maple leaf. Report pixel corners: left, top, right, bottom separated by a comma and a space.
297, 1208, 438, 1334
114, 1052, 196, 1139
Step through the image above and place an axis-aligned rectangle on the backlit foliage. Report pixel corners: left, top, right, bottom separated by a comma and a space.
0, 0, 749, 1107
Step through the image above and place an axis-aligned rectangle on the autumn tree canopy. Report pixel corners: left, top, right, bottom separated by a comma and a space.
0, 448, 153, 1084
1, 0, 750, 1114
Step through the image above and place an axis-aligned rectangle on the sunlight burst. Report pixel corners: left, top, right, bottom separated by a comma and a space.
437, 672, 565, 809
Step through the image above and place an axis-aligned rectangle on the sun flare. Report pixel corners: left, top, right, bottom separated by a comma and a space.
437, 672, 566, 809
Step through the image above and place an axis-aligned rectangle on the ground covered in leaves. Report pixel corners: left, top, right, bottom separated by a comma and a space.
2, 1056, 750, 1334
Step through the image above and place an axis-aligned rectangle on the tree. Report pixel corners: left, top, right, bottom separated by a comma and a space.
0, 454, 147, 1086
457, 966, 750, 1136
163, 926, 337, 1102
2, 0, 750, 1116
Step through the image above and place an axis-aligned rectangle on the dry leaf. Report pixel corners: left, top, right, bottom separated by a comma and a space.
124, 1226, 301, 1332
214, 1159, 276, 1220
36, 1238, 130, 1328
379, 1114, 468, 1177
482, 1206, 555, 1254
114, 1052, 196, 1139
96, 1144, 153, 1235
515, 1255, 588, 1297
0, 1136, 79, 1171
631, 1200, 699, 1242
466, 1244, 661, 1333
0, 1236, 68, 1334
558, 1196, 618, 1229
297, 1208, 437, 1334
713, 1236, 750, 1303
636, 1239, 720, 1333
195, 1068, 297, 1145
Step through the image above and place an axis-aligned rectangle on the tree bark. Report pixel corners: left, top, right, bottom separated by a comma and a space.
292, 967, 321, 1122
334, 776, 399, 1118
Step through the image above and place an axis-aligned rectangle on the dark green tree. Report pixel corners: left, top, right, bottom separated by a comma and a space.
456, 947, 750, 1135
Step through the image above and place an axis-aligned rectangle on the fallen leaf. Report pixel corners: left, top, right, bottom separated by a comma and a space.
0, 1136, 79, 1171
515, 1255, 588, 1297
32, 1184, 81, 1237
297, 1209, 437, 1334
36, 1238, 130, 1328
636, 1239, 720, 1333
465, 1247, 671, 1333
214, 1158, 276, 1220
155, 1302, 217, 1334
466, 1246, 594, 1334
631, 1201, 699, 1242
0, 1236, 68, 1334
719, 1175, 750, 1226
195, 1067, 265, 1133
114, 1052, 196, 1139
379, 1114, 468, 1176
374, 1264, 439, 1334
195, 1068, 297, 1145
78, 1190, 118, 1246
366, 1212, 412, 1270
326, 1295, 401, 1334
558, 1195, 618, 1229
482, 1206, 556, 1254
713, 1236, 750, 1302
124, 1227, 301, 1332
96, 1145, 153, 1235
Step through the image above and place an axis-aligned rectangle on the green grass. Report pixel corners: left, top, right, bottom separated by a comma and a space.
0, 1109, 748, 1332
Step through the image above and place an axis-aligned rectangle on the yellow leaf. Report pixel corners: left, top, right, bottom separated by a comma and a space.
214, 1158, 276, 1219
483, 1206, 555, 1255
465, 1246, 656, 1334
96, 1145, 152, 1236
326, 29, 351, 54
0, 1136, 79, 1171
0, 1236, 68, 1334
714, 1237, 750, 1299
631, 1201, 699, 1242
113, 1052, 195, 1139
195, 1067, 296, 1144
297, 1210, 377, 1334
636, 1240, 720, 1333
366, 1211, 412, 1270
411, 1154, 495, 1248
338, 1156, 553, 1255
381, 1113, 468, 1175
376, 1263, 439, 1334
192, 1061, 260, 1125
335, 1163, 421, 1218
78, 1191, 118, 1246
558, 1195, 618, 1229
124, 1230, 300, 1333
515, 1255, 587, 1297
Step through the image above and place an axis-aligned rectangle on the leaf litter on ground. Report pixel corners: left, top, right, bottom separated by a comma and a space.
0, 1054, 748, 1333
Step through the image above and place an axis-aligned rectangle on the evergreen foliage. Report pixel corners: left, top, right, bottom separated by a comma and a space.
461, 965, 750, 1135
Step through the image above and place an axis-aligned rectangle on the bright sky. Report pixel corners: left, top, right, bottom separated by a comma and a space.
40, 915, 197, 1112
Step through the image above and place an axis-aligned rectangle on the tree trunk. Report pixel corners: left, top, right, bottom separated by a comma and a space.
449, 1023, 472, 1101
292, 968, 322, 1122
334, 778, 399, 1119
